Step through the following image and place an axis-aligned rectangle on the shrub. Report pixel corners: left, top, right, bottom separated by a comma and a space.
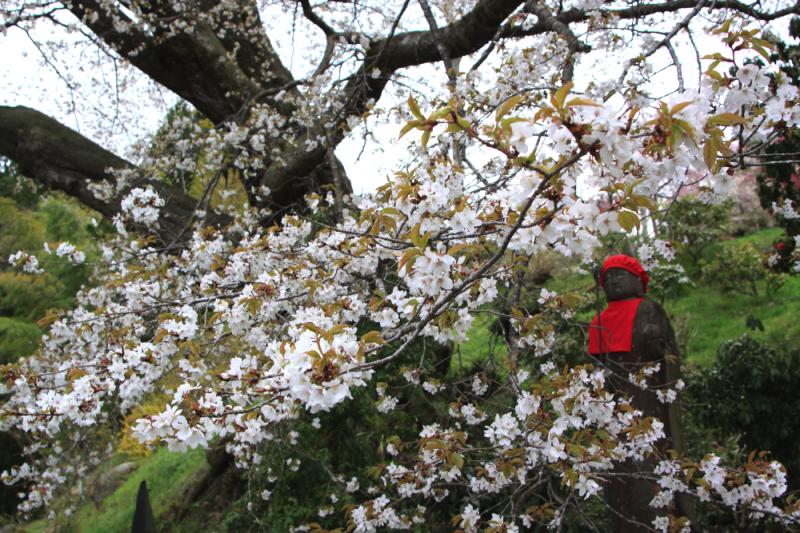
660, 197, 732, 264
0, 198, 45, 258
701, 241, 785, 297
686, 335, 800, 487
0, 317, 41, 364
0, 272, 61, 321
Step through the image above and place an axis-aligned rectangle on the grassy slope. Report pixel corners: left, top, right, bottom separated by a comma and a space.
666, 276, 800, 366
667, 227, 800, 366
23, 448, 207, 533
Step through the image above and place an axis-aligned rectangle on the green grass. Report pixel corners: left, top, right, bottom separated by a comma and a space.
665, 277, 800, 366
24, 447, 207, 533
730, 226, 783, 248
667, 227, 800, 366
453, 312, 507, 372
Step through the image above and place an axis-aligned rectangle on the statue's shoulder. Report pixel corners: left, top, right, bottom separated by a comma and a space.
635, 298, 670, 321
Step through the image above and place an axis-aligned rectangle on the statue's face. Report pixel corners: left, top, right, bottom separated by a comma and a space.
603, 267, 644, 301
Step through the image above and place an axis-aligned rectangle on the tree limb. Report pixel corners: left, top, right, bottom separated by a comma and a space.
500, 0, 800, 40
65, 0, 294, 124
0, 106, 228, 241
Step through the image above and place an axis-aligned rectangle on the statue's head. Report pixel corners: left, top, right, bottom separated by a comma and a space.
599, 255, 648, 301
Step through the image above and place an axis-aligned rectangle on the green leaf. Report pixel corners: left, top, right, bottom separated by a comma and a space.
408, 96, 424, 120
430, 106, 453, 120
360, 331, 385, 345
451, 452, 464, 469
704, 136, 718, 171
632, 194, 657, 211
617, 210, 640, 233
566, 97, 598, 107
399, 120, 420, 139
302, 322, 326, 336
708, 112, 747, 127
454, 114, 472, 131
398, 247, 422, 272
496, 94, 523, 121
421, 129, 432, 147
551, 81, 574, 110
674, 119, 697, 144
670, 101, 694, 114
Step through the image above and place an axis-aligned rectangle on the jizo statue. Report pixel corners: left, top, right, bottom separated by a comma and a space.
588, 255, 691, 532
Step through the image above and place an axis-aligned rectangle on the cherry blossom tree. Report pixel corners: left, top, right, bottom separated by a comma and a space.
2, 0, 800, 531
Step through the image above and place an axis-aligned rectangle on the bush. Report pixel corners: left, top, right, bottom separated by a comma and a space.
0, 198, 45, 258
687, 335, 800, 488
0, 317, 41, 364
0, 272, 61, 321
701, 241, 785, 297
39, 197, 89, 243
660, 197, 732, 264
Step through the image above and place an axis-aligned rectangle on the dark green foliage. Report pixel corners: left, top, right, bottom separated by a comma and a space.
660, 197, 732, 264
756, 127, 800, 273
40, 198, 89, 243
756, 17, 800, 272
0, 317, 41, 364
0, 272, 61, 321
687, 335, 800, 488
0, 197, 45, 257
0, 158, 44, 209
0, 431, 23, 517
700, 241, 785, 297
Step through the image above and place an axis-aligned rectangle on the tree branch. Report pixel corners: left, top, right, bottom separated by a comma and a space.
0, 106, 228, 241
524, 0, 590, 83
500, 0, 800, 40
65, 0, 294, 124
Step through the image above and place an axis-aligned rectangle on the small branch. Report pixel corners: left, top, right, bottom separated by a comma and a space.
417, 0, 458, 90
299, 0, 336, 36
617, 0, 707, 88
525, 0, 590, 83
666, 41, 685, 92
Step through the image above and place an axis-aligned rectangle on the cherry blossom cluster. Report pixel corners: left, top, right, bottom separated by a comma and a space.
2, 7, 800, 530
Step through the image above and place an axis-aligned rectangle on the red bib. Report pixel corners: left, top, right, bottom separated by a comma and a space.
588, 298, 643, 354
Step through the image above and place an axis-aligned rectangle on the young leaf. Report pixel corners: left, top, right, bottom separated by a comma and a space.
551, 81, 574, 110
496, 94, 523, 121
408, 96, 424, 120
670, 101, 694, 114
421, 129, 432, 147
617, 210, 640, 232
566, 97, 598, 107
360, 331, 385, 345
704, 136, 718, 171
708, 112, 747, 127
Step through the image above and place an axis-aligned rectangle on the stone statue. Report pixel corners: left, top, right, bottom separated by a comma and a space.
588, 254, 690, 532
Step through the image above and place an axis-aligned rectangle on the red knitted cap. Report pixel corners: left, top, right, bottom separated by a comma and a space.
599, 254, 649, 293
